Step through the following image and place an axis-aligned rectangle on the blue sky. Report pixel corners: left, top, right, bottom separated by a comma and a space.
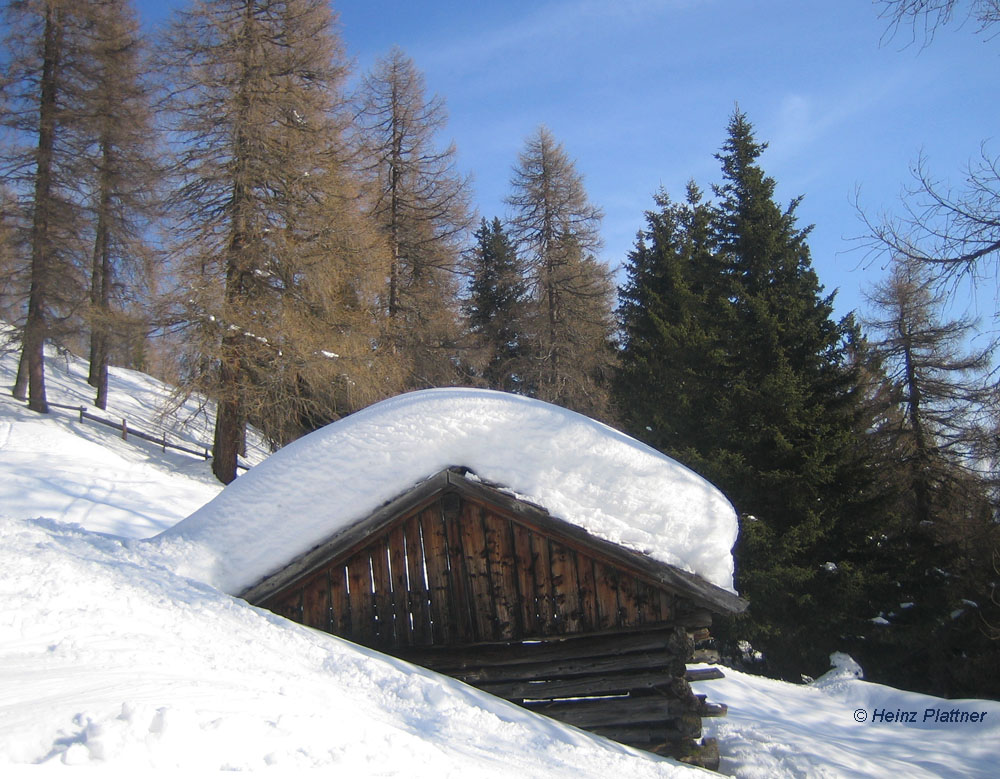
138, 0, 998, 324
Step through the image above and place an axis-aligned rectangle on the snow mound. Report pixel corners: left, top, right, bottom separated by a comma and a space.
812, 652, 865, 689
158, 388, 739, 595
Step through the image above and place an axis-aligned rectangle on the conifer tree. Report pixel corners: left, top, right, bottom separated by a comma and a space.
354, 47, 472, 388
1, 0, 93, 412
865, 256, 994, 522
615, 183, 728, 457
708, 111, 874, 677
617, 111, 879, 678
80, 0, 160, 410
0, 185, 24, 324
163, 0, 392, 482
462, 217, 528, 392
878, 0, 999, 43
860, 255, 1000, 696
868, 1, 1000, 350
506, 127, 615, 419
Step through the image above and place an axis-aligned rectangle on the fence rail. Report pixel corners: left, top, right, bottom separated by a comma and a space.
46, 401, 251, 472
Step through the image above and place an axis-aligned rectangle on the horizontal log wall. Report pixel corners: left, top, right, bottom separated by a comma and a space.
399, 625, 726, 767
263, 491, 710, 652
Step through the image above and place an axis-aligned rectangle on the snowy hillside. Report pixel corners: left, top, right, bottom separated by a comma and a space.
0, 327, 268, 539
2, 336, 998, 776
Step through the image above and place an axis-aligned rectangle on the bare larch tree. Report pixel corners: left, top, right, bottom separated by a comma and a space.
163, 0, 392, 482
354, 47, 472, 388
506, 126, 615, 419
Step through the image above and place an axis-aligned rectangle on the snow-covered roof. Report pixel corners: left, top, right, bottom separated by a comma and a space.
158, 388, 739, 595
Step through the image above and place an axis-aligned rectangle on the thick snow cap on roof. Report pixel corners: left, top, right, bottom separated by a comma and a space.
159, 388, 739, 595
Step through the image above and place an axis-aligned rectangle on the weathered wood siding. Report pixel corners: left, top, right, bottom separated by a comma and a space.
260, 490, 701, 651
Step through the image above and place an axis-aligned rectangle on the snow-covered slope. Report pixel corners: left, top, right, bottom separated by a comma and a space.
1, 517, 699, 775
0, 329, 266, 538
161, 387, 738, 595
2, 334, 998, 776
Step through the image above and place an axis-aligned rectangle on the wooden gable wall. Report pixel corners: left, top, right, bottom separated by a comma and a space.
257, 487, 709, 652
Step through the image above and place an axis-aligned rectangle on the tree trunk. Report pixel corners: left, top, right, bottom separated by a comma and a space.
900, 324, 933, 526
17, 3, 64, 414
21, 285, 49, 413
387, 80, 402, 320
89, 137, 113, 409
212, 348, 242, 484
12, 348, 28, 400
211, 0, 253, 485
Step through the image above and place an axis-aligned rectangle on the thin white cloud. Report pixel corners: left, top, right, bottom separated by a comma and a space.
417, 0, 697, 76
766, 66, 913, 174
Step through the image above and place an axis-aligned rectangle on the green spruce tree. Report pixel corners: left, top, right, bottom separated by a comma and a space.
462, 217, 528, 393
617, 111, 883, 679
709, 110, 875, 678
615, 182, 729, 460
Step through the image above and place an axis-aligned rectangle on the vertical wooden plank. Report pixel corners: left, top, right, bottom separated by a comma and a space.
347, 553, 375, 647
530, 531, 555, 635
422, 505, 463, 643
370, 538, 394, 648
617, 571, 640, 628
302, 572, 330, 631
460, 501, 496, 642
643, 580, 664, 625
511, 522, 539, 636
634, 578, 661, 626
549, 541, 583, 634
576, 552, 598, 632
484, 511, 519, 639
655, 587, 674, 624
329, 565, 350, 637
563, 547, 582, 633
593, 561, 621, 630
270, 590, 303, 623
403, 513, 432, 645
441, 506, 476, 644
387, 524, 411, 647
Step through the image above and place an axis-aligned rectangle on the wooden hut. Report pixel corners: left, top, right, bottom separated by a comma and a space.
239, 466, 746, 769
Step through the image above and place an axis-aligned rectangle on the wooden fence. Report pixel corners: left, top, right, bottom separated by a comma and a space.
46, 401, 251, 472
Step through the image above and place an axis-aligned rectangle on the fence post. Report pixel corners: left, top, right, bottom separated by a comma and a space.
162, 432, 167, 453
121, 418, 127, 441
79, 406, 85, 423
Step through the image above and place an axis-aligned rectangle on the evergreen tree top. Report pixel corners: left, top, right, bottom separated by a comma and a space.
715, 110, 769, 188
